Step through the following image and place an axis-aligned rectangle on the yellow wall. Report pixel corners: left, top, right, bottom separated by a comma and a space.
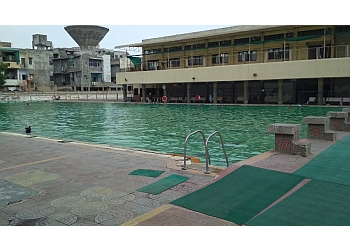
4, 62, 20, 69
117, 57, 350, 84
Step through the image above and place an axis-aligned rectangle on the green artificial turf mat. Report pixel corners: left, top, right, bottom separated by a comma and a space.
247, 179, 350, 226
137, 174, 189, 195
171, 165, 304, 225
129, 169, 165, 178
294, 134, 350, 186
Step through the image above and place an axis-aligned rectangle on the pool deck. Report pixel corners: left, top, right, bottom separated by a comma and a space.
0, 130, 349, 226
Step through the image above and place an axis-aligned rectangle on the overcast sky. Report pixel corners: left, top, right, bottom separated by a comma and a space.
1, 1, 347, 53
0, 25, 231, 50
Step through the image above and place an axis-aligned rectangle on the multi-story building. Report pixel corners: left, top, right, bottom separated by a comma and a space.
115, 25, 350, 104
0, 44, 21, 91
52, 48, 110, 91
1, 35, 54, 91
52, 47, 136, 92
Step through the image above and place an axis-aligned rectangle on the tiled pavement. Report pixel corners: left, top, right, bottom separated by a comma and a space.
0, 131, 349, 226
0, 132, 231, 226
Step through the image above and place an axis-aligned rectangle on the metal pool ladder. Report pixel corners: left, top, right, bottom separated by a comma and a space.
182, 130, 229, 174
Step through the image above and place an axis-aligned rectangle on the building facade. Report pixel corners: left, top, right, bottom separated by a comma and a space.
1, 35, 54, 91
0, 46, 21, 91
115, 25, 350, 105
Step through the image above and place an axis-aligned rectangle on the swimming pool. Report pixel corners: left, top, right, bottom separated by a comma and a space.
0, 102, 343, 167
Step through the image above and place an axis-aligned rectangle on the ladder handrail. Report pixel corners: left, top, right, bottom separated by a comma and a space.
182, 130, 206, 170
205, 131, 229, 174
182, 130, 229, 174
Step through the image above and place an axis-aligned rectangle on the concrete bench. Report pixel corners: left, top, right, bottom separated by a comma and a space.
342, 98, 350, 104
267, 123, 311, 156
327, 111, 350, 132
302, 116, 336, 141
307, 97, 316, 105
169, 97, 179, 103
236, 97, 244, 103
326, 97, 343, 105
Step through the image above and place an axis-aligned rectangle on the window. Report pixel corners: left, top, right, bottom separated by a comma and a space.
188, 56, 203, 66
29, 57, 33, 65
264, 33, 284, 41
268, 47, 289, 60
168, 58, 180, 67
21, 58, 25, 65
220, 40, 231, 46
208, 41, 231, 47
208, 41, 219, 48
298, 29, 324, 37
164, 48, 168, 52
286, 32, 294, 38
144, 48, 161, 54
238, 50, 257, 62
184, 45, 191, 50
89, 60, 100, 67
192, 43, 205, 50
212, 53, 228, 64
68, 58, 74, 67
234, 38, 249, 45
250, 36, 262, 42
169, 46, 182, 52
335, 26, 350, 33
148, 60, 159, 70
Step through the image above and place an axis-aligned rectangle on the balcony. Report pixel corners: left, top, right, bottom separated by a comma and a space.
4, 62, 20, 69
117, 44, 350, 84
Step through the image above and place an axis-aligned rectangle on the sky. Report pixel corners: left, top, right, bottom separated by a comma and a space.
1, 1, 346, 54
0, 25, 231, 51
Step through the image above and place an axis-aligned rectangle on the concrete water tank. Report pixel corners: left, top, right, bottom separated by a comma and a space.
64, 25, 109, 51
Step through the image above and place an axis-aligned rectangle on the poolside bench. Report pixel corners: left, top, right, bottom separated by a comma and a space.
326, 97, 343, 105
267, 123, 311, 157
342, 98, 350, 105
236, 97, 244, 103
307, 97, 316, 105
169, 97, 179, 103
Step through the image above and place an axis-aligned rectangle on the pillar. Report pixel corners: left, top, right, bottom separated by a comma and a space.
163, 84, 167, 102
318, 78, 324, 105
213, 82, 218, 104
142, 84, 146, 102
243, 81, 249, 104
278, 79, 283, 105
123, 84, 127, 101
187, 83, 191, 103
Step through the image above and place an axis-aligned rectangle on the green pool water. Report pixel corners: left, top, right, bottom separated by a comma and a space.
0, 102, 343, 167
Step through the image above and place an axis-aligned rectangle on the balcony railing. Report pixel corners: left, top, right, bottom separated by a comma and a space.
122, 44, 350, 72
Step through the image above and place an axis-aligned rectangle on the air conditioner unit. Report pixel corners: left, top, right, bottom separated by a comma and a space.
91, 82, 95, 86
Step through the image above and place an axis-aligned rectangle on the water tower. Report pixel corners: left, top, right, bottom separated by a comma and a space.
64, 25, 109, 54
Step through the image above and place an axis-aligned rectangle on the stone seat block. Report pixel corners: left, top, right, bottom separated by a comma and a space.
327, 111, 347, 119
324, 131, 337, 141
292, 141, 311, 157
302, 116, 328, 125
267, 123, 301, 135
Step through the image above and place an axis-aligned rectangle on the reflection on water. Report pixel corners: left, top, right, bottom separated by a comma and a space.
0, 102, 342, 167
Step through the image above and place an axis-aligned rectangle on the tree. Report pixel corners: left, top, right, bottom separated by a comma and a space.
0, 52, 8, 88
